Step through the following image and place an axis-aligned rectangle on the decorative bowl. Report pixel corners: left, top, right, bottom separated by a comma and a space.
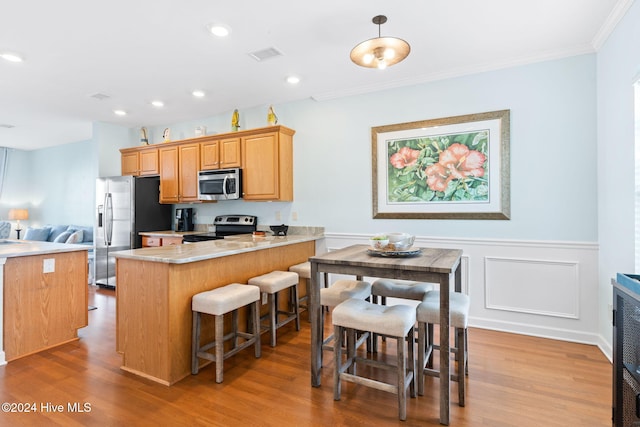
369, 236, 389, 250
390, 236, 415, 250
385, 233, 415, 250
270, 224, 289, 236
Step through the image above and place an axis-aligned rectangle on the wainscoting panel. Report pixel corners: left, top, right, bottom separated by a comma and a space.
484, 256, 580, 319
322, 233, 601, 352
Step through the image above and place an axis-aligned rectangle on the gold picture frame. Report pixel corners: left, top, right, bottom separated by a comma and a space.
372, 110, 510, 220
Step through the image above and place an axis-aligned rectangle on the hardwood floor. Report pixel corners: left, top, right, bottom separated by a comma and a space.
0, 286, 611, 426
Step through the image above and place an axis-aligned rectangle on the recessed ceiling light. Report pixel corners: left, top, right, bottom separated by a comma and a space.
286, 75, 301, 85
114, 110, 127, 116
0, 52, 23, 63
207, 23, 231, 37
192, 90, 205, 98
151, 100, 164, 107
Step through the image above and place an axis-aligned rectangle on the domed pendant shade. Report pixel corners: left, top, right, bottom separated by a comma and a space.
350, 15, 410, 69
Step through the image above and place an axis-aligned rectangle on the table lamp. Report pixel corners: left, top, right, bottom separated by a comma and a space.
8, 208, 28, 239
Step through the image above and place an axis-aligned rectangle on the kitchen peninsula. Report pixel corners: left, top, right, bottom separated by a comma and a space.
0, 240, 88, 364
113, 233, 322, 385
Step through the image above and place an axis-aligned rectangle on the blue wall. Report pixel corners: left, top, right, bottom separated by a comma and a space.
150, 54, 598, 242
596, 1, 640, 345
1, 139, 97, 232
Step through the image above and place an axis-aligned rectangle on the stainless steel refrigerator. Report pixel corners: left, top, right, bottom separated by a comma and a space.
94, 175, 172, 288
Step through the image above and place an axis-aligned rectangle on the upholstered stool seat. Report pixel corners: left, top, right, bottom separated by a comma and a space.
371, 278, 433, 304
332, 298, 417, 421
370, 279, 433, 353
191, 283, 261, 383
320, 279, 372, 307
289, 261, 329, 321
319, 279, 371, 356
417, 290, 470, 406
248, 270, 300, 347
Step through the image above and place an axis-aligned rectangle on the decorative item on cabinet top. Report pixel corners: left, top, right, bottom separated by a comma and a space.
267, 105, 278, 126
140, 127, 149, 145
231, 109, 240, 131
163, 128, 171, 142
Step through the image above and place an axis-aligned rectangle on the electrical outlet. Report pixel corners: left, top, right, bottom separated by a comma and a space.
262, 292, 268, 305
275, 211, 281, 221
43, 258, 55, 273
292, 211, 298, 221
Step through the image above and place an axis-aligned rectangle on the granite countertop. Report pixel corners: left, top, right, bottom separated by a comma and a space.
0, 239, 90, 258
112, 234, 323, 264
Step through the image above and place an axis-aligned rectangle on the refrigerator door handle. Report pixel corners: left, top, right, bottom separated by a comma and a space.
97, 205, 104, 228
104, 193, 113, 246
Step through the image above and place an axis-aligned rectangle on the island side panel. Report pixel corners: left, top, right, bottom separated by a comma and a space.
4, 251, 88, 361
116, 258, 172, 384
116, 241, 315, 385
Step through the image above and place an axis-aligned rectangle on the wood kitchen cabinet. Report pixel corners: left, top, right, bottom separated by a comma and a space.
200, 136, 241, 170
121, 146, 159, 176
241, 127, 294, 201
159, 142, 200, 203
141, 236, 183, 247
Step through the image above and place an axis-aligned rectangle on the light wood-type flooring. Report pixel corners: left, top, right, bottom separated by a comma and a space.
0, 286, 611, 426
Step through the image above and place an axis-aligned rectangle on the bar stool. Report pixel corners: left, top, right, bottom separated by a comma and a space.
320, 279, 371, 361
332, 298, 417, 421
191, 283, 261, 383
416, 290, 470, 406
288, 261, 329, 321
371, 279, 433, 352
371, 278, 433, 306
248, 271, 300, 347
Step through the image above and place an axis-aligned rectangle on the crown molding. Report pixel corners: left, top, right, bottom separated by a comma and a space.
311, 44, 595, 102
592, 0, 636, 50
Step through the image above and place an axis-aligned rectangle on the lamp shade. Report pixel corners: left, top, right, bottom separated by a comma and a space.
8, 209, 28, 221
350, 15, 410, 69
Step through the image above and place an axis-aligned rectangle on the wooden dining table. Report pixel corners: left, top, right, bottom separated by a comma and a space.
309, 244, 463, 425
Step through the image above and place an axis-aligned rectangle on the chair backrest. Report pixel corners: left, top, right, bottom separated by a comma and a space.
0, 221, 11, 239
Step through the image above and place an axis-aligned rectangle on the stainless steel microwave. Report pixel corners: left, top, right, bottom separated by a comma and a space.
198, 168, 242, 201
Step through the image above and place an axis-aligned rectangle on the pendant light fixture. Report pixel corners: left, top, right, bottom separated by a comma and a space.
350, 15, 410, 70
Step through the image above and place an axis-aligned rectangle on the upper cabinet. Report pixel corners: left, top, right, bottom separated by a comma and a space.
121, 146, 159, 176
241, 127, 294, 201
120, 125, 295, 202
200, 136, 241, 170
159, 142, 200, 203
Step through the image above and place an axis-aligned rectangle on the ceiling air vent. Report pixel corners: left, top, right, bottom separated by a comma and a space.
0, 124, 15, 129
90, 93, 110, 100
248, 47, 283, 62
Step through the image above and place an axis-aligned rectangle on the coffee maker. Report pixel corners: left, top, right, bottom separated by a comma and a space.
175, 208, 194, 231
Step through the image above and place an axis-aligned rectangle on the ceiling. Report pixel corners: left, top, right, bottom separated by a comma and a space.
0, 0, 629, 151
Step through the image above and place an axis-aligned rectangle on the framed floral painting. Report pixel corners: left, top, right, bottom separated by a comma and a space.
372, 110, 510, 219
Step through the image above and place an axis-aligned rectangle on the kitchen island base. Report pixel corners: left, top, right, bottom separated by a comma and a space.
116, 240, 316, 385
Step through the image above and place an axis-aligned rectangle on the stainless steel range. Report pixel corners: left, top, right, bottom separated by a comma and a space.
182, 214, 257, 242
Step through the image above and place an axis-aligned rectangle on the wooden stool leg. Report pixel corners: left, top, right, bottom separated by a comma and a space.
292, 284, 300, 331
417, 322, 425, 396
397, 332, 407, 421
232, 309, 239, 349
458, 327, 465, 406
269, 293, 277, 347
408, 326, 416, 398
427, 323, 434, 368
347, 328, 356, 376
191, 311, 200, 375
334, 325, 343, 400
215, 314, 224, 383
253, 301, 262, 358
